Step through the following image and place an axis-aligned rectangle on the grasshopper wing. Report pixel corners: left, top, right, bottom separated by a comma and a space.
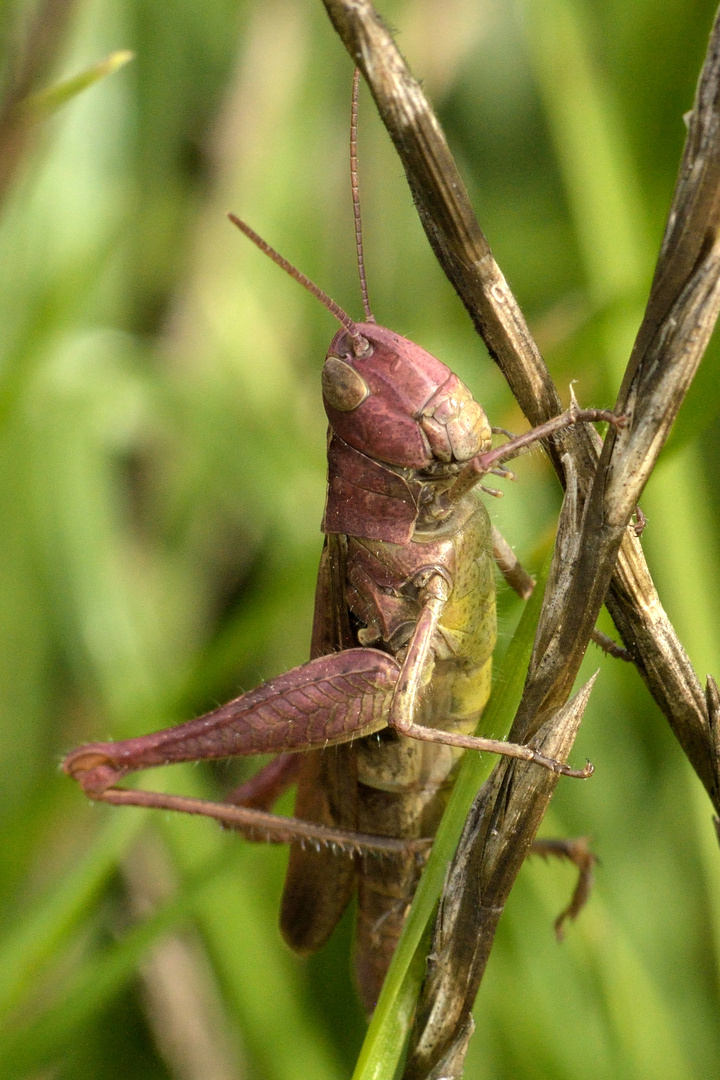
280, 742, 360, 952
281, 535, 362, 953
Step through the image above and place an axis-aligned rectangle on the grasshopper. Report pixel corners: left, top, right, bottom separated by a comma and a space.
63, 72, 617, 1014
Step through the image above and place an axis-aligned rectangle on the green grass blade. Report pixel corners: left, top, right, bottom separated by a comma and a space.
0, 810, 145, 1021
520, 0, 648, 308
0, 839, 244, 1079
21, 52, 135, 121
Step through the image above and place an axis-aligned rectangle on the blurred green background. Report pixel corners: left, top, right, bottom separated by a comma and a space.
1, 0, 719, 1077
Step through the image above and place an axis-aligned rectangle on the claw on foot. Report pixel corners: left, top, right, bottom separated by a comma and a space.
532, 751, 594, 779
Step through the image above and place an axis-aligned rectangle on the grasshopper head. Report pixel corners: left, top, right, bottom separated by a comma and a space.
321, 324, 492, 543
322, 323, 491, 471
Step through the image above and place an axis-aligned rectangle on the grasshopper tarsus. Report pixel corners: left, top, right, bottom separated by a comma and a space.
498, 747, 594, 780
530, 836, 597, 939
632, 504, 647, 536
537, 756, 594, 779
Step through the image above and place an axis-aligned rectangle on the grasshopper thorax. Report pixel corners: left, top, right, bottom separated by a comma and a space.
321, 323, 491, 545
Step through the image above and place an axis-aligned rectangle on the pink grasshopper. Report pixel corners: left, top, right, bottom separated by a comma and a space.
63, 73, 618, 1013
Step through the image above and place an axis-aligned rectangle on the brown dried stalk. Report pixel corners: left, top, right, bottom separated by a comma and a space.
503, 2, 720, 751
321, 0, 720, 1075
404, 669, 598, 1080
404, 449, 605, 1077
123, 835, 244, 1080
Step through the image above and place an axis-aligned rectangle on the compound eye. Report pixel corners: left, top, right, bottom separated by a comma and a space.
322, 356, 370, 412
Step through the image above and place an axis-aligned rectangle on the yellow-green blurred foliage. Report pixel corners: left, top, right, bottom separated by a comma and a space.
0, 1, 719, 1077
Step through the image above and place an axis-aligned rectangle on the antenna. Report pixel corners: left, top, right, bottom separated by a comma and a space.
350, 68, 374, 322
228, 214, 370, 357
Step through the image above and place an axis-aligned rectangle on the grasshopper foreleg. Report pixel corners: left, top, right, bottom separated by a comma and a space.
440, 405, 627, 510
